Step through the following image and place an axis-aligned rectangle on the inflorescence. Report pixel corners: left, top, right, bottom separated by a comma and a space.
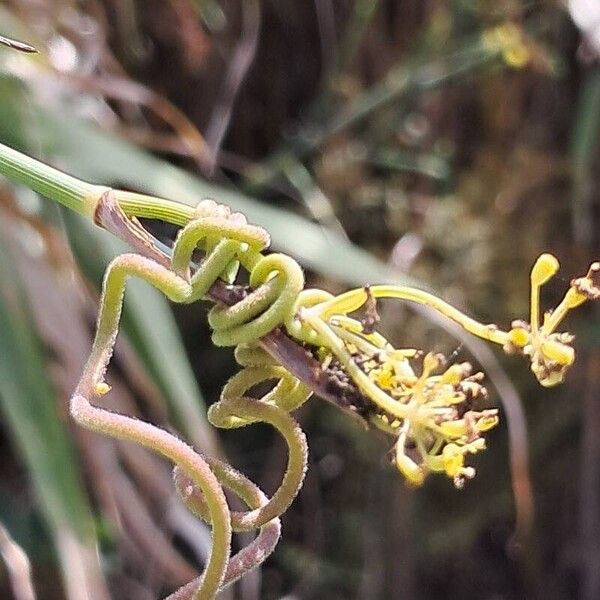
294, 254, 599, 487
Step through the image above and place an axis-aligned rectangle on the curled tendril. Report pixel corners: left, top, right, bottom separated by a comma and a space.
72, 194, 311, 599
71, 190, 598, 598
167, 459, 282, 599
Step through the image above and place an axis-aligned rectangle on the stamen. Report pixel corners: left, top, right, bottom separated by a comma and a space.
530, 254, 560, 333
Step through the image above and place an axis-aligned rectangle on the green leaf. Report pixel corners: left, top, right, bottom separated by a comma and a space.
0, 238, 93, 539
0, 74, 217, 453
570, 68, 600, 244
0, 234, 109, 600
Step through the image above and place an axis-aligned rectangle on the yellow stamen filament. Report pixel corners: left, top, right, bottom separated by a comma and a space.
530, 254, 560, 333
300, 309, 410, 420
314, 285, 510, 346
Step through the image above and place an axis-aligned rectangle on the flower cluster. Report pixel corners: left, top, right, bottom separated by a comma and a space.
298, 254, 598, 487
503, 255, 600, 386
302, 309, 499, 488
360, 348, 498, 488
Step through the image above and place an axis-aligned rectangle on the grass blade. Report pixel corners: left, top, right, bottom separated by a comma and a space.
0, 231, 109, 600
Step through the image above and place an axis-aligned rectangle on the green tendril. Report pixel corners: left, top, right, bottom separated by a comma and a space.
70, 194, 313, 599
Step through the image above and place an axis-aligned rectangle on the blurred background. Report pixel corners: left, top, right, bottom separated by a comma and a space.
0, 1, 598, 599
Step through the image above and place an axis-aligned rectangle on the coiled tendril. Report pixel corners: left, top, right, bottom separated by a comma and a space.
71, 191, 599, 599
71, 195, 314, 599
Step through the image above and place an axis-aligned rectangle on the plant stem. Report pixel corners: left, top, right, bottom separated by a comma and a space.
0, 141, 196, 226
116, 190, 194, 226
0, 142, 102, 217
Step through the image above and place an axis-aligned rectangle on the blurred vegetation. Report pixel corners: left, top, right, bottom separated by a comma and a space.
0, 1, 598, 599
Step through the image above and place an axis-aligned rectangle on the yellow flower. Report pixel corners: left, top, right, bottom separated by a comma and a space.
359, 348, 496, 487
396, 451, 426, 487
430, 439, 486, 488
504, 256, 599, 386
482, 23, 530, 69
441, 444, 465, 478
297, 253, 597, 486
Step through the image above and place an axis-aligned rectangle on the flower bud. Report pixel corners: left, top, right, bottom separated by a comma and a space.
531, 253, 560, 286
